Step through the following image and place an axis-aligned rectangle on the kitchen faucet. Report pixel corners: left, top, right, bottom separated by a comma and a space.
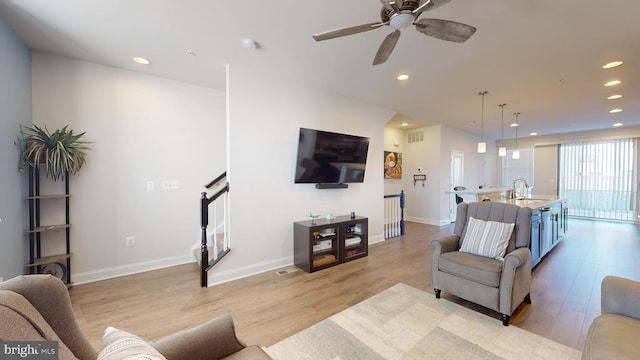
511, 178, 529, 199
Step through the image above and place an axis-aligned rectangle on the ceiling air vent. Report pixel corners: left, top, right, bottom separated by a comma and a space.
408, 131, 424, 144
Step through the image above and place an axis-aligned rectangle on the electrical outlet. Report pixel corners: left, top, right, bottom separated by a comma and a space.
125, 236, 135, 247
146, 181, 155, 191
162, 180, 180, 190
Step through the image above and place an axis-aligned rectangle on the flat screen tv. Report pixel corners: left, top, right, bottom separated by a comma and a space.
294, 127, 370, 184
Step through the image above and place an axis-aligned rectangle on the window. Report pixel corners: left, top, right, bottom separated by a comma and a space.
501, 148, 534, 187
559, 138, 637, 221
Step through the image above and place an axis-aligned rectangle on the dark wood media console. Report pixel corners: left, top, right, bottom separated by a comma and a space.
293, 215, 368, 273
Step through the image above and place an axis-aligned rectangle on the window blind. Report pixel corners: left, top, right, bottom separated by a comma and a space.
559, 138, 637, 221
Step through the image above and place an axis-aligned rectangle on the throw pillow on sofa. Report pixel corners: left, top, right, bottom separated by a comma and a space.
97, 326, 166, 360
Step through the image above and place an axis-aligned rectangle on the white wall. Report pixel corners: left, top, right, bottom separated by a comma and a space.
399, 124, 494, 226
31, 52, 226, 284
205, 64, 395, 285
401, 125, 441, 225
0, 16, 31, 280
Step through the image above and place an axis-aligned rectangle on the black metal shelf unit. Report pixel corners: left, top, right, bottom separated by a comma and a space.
27, 167, 72, 285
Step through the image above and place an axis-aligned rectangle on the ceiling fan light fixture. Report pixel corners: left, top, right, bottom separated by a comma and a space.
313, 1, 475, 66
389, 13, 415, 29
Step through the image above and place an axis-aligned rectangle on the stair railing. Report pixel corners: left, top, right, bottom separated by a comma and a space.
383, 190, 405, 239
200, 172, 230, 287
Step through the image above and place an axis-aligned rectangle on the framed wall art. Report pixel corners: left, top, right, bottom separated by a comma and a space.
384, 151, 402, 179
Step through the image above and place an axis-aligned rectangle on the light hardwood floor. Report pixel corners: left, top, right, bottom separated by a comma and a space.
69, 218, 640, 352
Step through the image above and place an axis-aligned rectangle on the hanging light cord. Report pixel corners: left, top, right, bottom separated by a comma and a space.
499, 104, 506, 140
479, 91, 487, 140
514, 112, 521, 150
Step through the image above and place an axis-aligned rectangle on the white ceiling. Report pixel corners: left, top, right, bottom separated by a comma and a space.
1, 0, 638, 139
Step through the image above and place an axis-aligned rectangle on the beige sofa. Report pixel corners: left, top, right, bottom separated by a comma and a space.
582, 276, 640, 360
0, 274, 271, 360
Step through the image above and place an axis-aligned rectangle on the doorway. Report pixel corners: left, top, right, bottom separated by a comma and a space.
450, 150, 464, 222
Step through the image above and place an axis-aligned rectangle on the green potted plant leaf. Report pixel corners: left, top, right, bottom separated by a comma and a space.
19, 124, 91, 181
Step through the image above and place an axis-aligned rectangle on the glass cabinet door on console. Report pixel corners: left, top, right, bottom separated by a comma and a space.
343, 221, 367, 261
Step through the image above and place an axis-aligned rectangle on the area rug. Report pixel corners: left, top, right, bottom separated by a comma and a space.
265, 283, 582, 360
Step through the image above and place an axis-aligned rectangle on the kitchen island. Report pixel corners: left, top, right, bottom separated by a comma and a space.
493, 195, 568, 268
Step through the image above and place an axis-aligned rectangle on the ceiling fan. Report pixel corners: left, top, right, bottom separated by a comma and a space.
312, 0, 477, 65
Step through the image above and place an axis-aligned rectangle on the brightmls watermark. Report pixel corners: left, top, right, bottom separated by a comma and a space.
0, 342, 58, 359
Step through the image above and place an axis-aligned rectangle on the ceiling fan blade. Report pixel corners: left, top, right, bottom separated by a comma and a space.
414, 18, 476, 43
312, 22, 385, 41
380, 0, 393, 10
413, 0, 452, 14
373, 30, 401, 65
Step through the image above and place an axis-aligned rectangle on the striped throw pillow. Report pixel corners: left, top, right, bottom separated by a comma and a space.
460, 217, 515, 260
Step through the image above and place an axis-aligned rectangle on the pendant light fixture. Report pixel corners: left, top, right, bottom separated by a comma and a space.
512, 112, 521, 159
477, 91, 488, 153
498, 103, 507, 157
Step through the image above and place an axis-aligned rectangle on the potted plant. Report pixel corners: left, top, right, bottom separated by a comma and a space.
19, 124, 90, 181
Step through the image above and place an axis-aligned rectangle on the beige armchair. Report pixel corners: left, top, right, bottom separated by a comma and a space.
431, 202, 532, 326
0, 275, 271, 360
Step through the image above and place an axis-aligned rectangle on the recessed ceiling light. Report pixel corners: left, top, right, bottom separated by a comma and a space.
397, 74, 409, 81
607, 94, 623, 100
612, 122, 623, 127
529, 132, 538, 136
603, 61, 623, 69
133, 56, 150, 65
401, 122, 409, 126
604, 80, 622, 87
510, 123, 519, 127
609, 108, 623, 113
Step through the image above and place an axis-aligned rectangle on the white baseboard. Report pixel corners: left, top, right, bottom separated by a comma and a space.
73, 232, 390, 287
72, 254, 194, 285
405, 216, 449, 226
368, 233, 385, 245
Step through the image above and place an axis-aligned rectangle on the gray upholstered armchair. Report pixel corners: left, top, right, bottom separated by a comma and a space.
582, 276, 640, 359
431, 202, 532, 326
